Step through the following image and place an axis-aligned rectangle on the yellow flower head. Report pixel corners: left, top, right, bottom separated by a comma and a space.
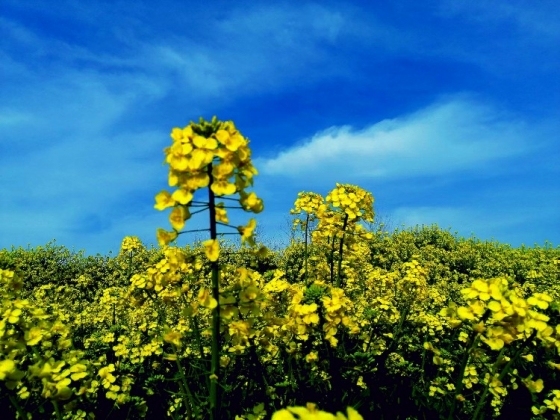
169, 206, 190, 231
238, 219, 257, 246
203, 239, 220, 262
271, 404, 363, 420
155, 190, 176, 210
157, 118, 262, 248
156, 228, 178, 246
198, 288, 218, 309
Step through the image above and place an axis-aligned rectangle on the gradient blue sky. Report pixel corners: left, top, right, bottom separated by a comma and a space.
1, 0, 559, 255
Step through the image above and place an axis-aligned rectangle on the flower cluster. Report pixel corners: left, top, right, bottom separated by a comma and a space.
0, 269, 98, 415
325, 183, 374, 223
272, 403, 363, 420
448, 277, 558, 351
3, 113, 560, 419
154, 117, 263, 249
119, 236, 145, 255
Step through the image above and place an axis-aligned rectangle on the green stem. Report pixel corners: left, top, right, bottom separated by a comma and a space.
335, 213, 349, 288
471, 331, 535, 420
173, 349, 196, 418
446, 332, 481, 420
329, 236, 336, 285
52, 400, 63, 420
8, 394, 27, 420
304, 214, 309, 284
207, 163, 221, 420
181, 294, 206, 362
364, 324, 377, 353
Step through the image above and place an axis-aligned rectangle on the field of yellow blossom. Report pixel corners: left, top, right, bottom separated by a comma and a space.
1, 117, 559, 419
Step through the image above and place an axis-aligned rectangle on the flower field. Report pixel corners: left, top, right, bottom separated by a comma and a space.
1, 117, 559, 419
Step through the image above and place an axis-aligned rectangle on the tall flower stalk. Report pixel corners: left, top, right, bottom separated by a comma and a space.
292, 184, 374, 286
154, 117, 263, 419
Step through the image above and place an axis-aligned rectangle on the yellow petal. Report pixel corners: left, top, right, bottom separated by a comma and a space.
154, 191, 176, 210
171, 189, 193, 205
203, 239, 220, 262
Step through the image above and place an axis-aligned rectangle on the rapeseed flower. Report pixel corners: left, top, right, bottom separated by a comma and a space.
203, 239, 220, 261
156, 228, 177, 246
154, 191, 176, 210
271, 403, 363, 420
198, 288, 218, 309
0, 359, 17, 380
169, 206, 190, 231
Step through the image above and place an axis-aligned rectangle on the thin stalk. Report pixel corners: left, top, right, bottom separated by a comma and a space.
364, 325, 377, 354
329, 236, 336, 284
183, 290, 211, 397
182, 295, 206, 361
471, 331, 535, 420
446, 332, 481, 420
181, 228, 212, 234
304, 214, 309, 284
335, 213, 349, 288
207, 163, 221, 420
470, 346, 507, 420
173, 350, 196, 418
52, 400, 63, 420
8, 394, 27, 420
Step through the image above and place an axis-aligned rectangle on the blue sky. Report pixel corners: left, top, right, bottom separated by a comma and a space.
1, 0, 559, 255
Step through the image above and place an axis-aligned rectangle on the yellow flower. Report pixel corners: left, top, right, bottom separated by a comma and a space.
25, 326, 44, 346
523, 377, 544, 393
98, 364, 117, 389
271, 409, 296, 420
98, 364, 115, 379
212, 161, 235, 179
165, 142, 190, 171
4, 308, 22, 324
527, 293, 553, 310
0, 359, 17, 380
211, 179, 237, 195
238, 219, 257, 246
154, 190, 176, 210
170, 127, 185, 142
240, 192, 264, 213
271, 404, 363, 420
163, 330, 183, 347
171, 188, 194, 205
203, 239, 220, 261
183, 171, 210, 189
303, 312, 319, 325
169, 206, 190, 231
457, 306, 475, 321
215, 204, 229, 224
214, 129, 246, 151
239, 286, 260, 303
69, 363, 88, 381
305, 351, 318, 363
156, 228, 178, 246
198, 288, 218, 309
193, 135, 218, 150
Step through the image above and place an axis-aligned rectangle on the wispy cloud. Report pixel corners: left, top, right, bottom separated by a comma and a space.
140, 3, 365, 99
258, 96, 541, 187
1, 1, 558, 253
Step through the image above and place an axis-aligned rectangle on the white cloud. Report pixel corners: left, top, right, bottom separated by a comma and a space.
257, 97, 538, 186
139, 3, 367, 98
